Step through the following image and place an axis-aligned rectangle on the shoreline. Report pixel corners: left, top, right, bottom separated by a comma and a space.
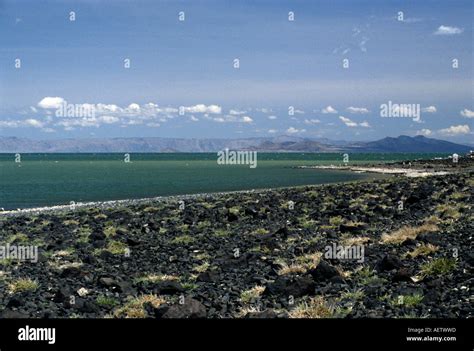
3, 155, 471, 216
0, 175, 386, 217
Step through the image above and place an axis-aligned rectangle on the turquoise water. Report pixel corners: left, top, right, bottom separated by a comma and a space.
0, 153, 447, 210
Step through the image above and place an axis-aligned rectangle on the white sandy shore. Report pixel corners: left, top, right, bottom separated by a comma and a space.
300, 165, 450, 178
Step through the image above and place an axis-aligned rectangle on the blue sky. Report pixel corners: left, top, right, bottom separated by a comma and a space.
0, 0, 472, 142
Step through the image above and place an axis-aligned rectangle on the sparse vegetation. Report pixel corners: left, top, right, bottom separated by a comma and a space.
240, 285, 265, 304
9, 278, 39, 294
193, 262, 210, 273
341, 236, 370, 246
113, 295, 165, 318
101, 241, 128, 255
381, 223, 438, 244
289, 297, 333, 318
251, 228, 269, 235
391, 294, 424, 308
356, 267, 386, 285
329, 216, 344, 226
171, 235, 195, 245
404, 243, 438, 258
63, 219, 80, 226
421, 258, 457, 277
340, 289, 365, 301
6, 233, 28, 244
96, 295, 119, 308
134, 274, 179, 284
213, 228, 230, 237
196, 220, 211, 230
277, 252, 321, 275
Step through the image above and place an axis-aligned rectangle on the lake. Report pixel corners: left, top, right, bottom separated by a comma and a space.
0, 153, 447, 210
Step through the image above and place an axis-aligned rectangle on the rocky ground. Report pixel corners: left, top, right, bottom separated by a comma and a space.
0, 157, 472, 318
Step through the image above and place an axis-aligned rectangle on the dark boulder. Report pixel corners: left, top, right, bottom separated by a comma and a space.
196, 271, 219, 283
158, 298, 207, 318
392, 268, 413, 283
308, 260, 340, 282
264, 275, 315, 298
376, 255, 402, 272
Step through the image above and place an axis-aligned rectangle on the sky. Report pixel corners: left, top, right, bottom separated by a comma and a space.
0, 0, 472, 142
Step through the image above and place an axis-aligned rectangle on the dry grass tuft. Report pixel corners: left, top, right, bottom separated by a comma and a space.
289, 296, 333, 318
240, 285, 265, 304
341, 236, 370, 246
8, 278, 39, 294
404, 243, 439, 258
277, 252, 322, 275
113, 294, 165, 318
381, 223, 438, 244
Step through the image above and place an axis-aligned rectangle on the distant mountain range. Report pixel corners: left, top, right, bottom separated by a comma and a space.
0, 135, 471, 153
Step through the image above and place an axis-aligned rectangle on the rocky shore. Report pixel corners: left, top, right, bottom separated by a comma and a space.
0, 157, 472, 318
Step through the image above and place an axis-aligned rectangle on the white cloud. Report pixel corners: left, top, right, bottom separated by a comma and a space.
256, 108, 271, 113
189, 116, 199, 122
24, 119, 44, 128
56, 117, 100, 128
229, 109, 246, 115
460, 109, 474, 118
146, 122, 161, 128
399, 17, 423, 23
267, 115, 277, 120
38, 97, 65, 109
438, 124, 470, 136
322, 105, 338, 114
434, 25, 463, 35
99, 116, 120, 124
127, 103, 141, 112
268, 129, 277, 134
185, 104, 222, 114
0, 120, 20, 128
241, 116, 253, 123
347, 106, 369, 114
416, 129, 432, 136
286, 127, 306, 134
421, 106, 437, 113
124, 120, 143, 126
304, 119, 321, 125
96, 104, 121, 113
339, 116, 370, 128
339, 116, 358, 127
358, 36, 369, 52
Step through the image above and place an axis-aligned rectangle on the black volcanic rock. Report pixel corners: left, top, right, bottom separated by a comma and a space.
376, 255, 403, 272
309, 261, 340, 282
158, 298, 207, 319
264, 275, 315, 297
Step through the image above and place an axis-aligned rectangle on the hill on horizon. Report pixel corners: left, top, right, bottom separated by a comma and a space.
0, 135, 471, 154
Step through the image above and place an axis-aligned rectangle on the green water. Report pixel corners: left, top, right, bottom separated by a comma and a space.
0, 153, 447, 210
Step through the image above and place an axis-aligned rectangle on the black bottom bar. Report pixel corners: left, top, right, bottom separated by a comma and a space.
0, 318, 472, 350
